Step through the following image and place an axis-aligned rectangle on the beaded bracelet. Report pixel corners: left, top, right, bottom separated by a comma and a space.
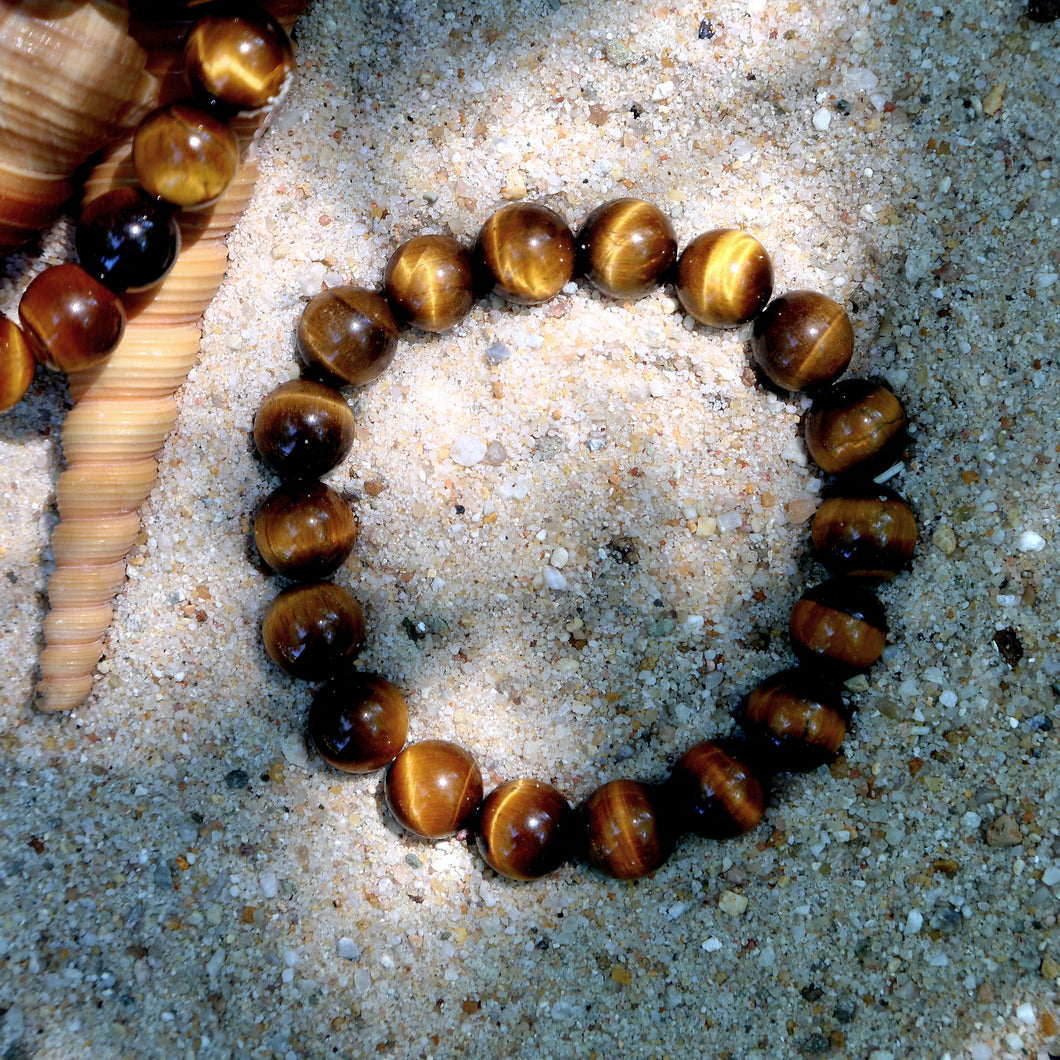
248, 197, 916, 882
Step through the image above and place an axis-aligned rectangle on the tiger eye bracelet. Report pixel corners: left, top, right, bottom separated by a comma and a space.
250, 197, 916, 883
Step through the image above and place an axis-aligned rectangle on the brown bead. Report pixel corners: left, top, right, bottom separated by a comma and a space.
385, 739, 483, 839
803, 379, 908, 477
575, 198, 677, 299
253, 379, 356, 479
18, 263, 126, 373
261, 582, 366, 681
133, 102, 240, 209
789, 578, 887, 677
0, 317, 36, 412
383, 234, 476, 332
751, 290, 854, 393
254, 481, 358, 580
474, 202, 575, 305
665, 739, 768, 838
308, 672, 409, 773
811, 486, 917, 580
477, 778, 574, 881
581, 779, 673, 880
676, 229, 773, 328
297, 287, 399, 386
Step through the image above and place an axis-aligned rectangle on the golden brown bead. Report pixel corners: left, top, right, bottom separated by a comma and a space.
581, 779, 673, 880
810, 486, 918, 580
297, 287, 399, 386
385, 739, 483, 839
476, 778, 574, 881
253, 379, 356, 479
474, 202, 575, 305
261, 582, 366, 681
254, 481, 358, 580
575, 198, 677, 300
665, 739, 768, 838
751, 290, 854, 393
308, 672, 409, 773
383, 234, 476, 332
18, 263, 126, 373
803, 379, 908, 477
789, 578, 888, 677
676, 229, 773, 328
0, 317, 35, 412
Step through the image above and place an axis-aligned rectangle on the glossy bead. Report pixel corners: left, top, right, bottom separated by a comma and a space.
743, 669, 847, 772
75, 187, 181, 293
383, 234, 476, 332
476, 778, 575, 881
811, 486, 918, 579
474, 202, 575, 305
581, 779, 673, 880
253, 379, 356, 479
803, 379, 908, 477
676, 229, 773, 328
18, 263, 125, 372
385, 739, 483, 839
0, 317, 35, 412
261, 582, 366, 681
575, 198, 677, 299
308, 672, 409, 773
297, 287, 399, 386
133, 102, 240, 209
789, 578, 888, 677
254, 481, 358, 580
665, 738, 768, 838
751, 290, 854, 393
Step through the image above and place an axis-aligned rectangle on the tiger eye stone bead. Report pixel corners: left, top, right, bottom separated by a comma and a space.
383, 234, 476, 332
297, 287, 399, 386
476, 778, 575, 881
665, 739, 768, 839
676, 229, 773, 328
253, 379, 356, 479
308, 672, 409, 773
18, 263, 126, 373
254, 481, 358, 580
581, 779, 674, 880
385, 740, 483, 839
0, 317, 35, 413
261, 582, 366, 681
474, 202, 575, 305
789, 578, 888, 678
803, 379, 908, 477
811, 486, 918, 580
575, 198, 677, 300
751, 290, 854, 393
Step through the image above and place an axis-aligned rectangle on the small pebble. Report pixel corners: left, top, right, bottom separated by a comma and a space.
932, 525, 957, 554
605, 40, 632, 67
718, 889, 748, 916
337, 937, 361, 960
985, 813, 1022, 847
543, 566, 568, 591
482, 440, 507, 466
451, 435, 488, 466
812, 107, 832, 131
1018, 530, 1046, 552
484, 342, 511, 365
224, 769, 249, 789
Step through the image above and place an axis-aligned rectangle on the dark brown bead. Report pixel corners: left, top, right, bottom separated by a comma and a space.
308, 672, 409, 773
297, 287, 399, 386
253, 379, 356, 479
383, 234, 476, 332
261, 582, 366, 681
385, 739, 483, 839
811, 486, 917, 579
581, 779, 673, 880
0, 317, 35, 412
665, 739, 768, 838
789, 578, 888, 677
803, 379, 908, 477
751, 290, 854, 393
254, 481, 358, 580
476, 778, 574, 881
676, 229, 773, 328
18, 263, 126, 373
575, 198, 677, 299
133, 102, 240, 209
474, 202, 575, 305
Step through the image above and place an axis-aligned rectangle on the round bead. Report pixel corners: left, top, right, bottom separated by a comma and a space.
789, 578, 888, 677
0, 317, 35, 413
383, 234, 476, 332
803, 379, 908, 477
385, 740, 483, 839
575, 198, 677, 299
253, 379, 356, 479
474, 202, 575, 305
581, 779, 673, 880
810, 486, 918, 579
261, 582, 366, 681
18, 263, 125, 373
308, 672, 409, 773
751, 290, 854, 393
254, 481, 358, 580
297, 287, 398, 386
476, 778, 574, 881
75, 187, 181, 293
676, 229, 773, 328
133, 102, 240, 209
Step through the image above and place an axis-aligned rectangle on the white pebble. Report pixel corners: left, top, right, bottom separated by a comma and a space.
550, 546, 569, 569
717, 510, 742, 533
260, 871, 278, 899
718, 889, 748, 916
1035, 271, 1058, 289
543, 566, 568, 591
652, 80, 674, 101
1016, 1001, 1036, 1025
701, 937, 723, 952
939, 690, 958, 708
1018, 530, 1046, 552
354, 968, 372, 993
451, 435, 487, 466
904, 909, 923, 935
293, 261, 327, 297
781, 435, 808, 465
337, 937, 361, 960
1042, 865, 1060, 886
812, 107, 832, 131
962, 811, 982, 829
